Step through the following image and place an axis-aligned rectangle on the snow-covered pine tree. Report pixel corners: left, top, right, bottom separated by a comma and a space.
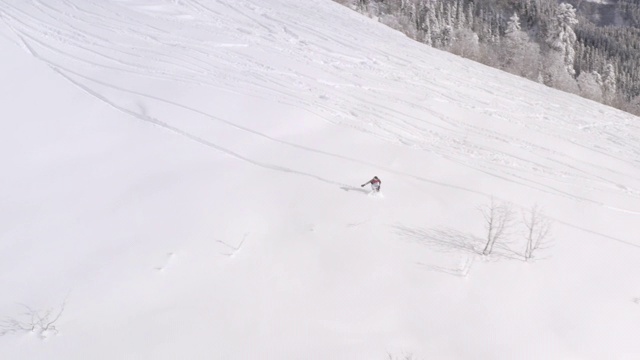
455, 0, 466, 30
502, 12, 541, 80
547, 3, 579, 76
466, 1, 474, 31
603, 63, 617, 104
502, 13, 523, 70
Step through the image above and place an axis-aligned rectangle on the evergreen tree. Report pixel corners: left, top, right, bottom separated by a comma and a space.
506, 12, 521, 34
603, 63, 617, 104
546, 3, 579, 76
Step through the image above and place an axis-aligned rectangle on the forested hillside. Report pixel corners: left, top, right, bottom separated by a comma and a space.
336, 0, 640, 115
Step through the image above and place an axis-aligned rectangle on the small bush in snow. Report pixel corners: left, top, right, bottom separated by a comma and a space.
480, 198, 514, 256
0, 302, 66, 338
387, 352, 419, 360
522, 204, 552, 260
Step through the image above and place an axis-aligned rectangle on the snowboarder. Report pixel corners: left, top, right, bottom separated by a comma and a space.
361, 176, 381, 192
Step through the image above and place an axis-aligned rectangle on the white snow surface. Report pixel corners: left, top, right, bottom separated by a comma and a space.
1, 0, 640, 359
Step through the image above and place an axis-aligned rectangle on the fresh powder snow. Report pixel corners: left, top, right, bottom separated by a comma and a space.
1, 0, 639, 359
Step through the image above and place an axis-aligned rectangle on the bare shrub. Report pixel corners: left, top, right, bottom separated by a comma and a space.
1, 301, 66, 338
480, 198, 514, 256
387, 352, 418, 360
523, 204, 552, 260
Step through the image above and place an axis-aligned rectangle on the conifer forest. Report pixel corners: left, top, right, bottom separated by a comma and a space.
335, 0, 640, 116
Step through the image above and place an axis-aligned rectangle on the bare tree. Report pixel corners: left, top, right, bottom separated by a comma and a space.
480, 198, 514, 256
1, 301, 66, 338
522, 204, 552, 260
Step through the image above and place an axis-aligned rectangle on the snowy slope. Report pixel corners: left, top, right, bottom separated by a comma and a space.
1, 0, 639, 359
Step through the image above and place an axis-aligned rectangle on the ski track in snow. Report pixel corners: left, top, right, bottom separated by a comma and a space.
1, 0, 640, 217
